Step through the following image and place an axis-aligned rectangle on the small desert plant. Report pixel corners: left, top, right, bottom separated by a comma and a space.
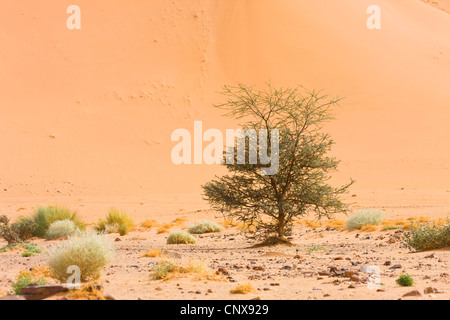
305, 245, 328, 252
0, 216, 36, 245
152, 260, 177, 279
140, 219, 158, 230
188, 221, 224, 234
32, 206, 85, 237
141, 249, 162, 258
95, 208, 134, 236
47, 232, 114, 282
346, 209, 384, 231
402, 221, 449, 252
230, 283, 257, 294
11, 270, 47, 295
396, 274, 414, 287
152, 258, 216, 280
46, 219, 79, 240
166, 231, 196, 245
21, 243, 42, 257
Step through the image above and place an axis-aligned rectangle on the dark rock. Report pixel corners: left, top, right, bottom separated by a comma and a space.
21, 284, 69, 300
389, 264, 402, 270
402, 290, 423, 297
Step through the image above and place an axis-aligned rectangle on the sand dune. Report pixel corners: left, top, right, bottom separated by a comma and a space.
0, 0, 449, 196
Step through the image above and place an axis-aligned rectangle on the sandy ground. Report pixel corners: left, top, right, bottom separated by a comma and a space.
0, 189, 449, 300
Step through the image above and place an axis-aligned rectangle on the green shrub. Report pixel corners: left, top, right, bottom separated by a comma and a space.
32, 206, 85, 238
46, 220, 79, 240
0, 216, 37, 245
188, 221, 224, 234
21, 243, 42, 257
11, 273, 47, 295
346, 209, 384, 231
95, 208, 134, 236
166, 231, 196, 245
396, 274, 414, 287
402, 221, 449, 252
47, 232, 114, 282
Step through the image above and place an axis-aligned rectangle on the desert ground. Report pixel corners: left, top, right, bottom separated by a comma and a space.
0, 0, 449, 300
0, 190, 449, 300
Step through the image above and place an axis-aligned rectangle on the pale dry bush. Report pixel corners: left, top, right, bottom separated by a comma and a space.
346, 209, 384, 231
47, 232, 114, 282
188, 221, 224, 234
46, 220, 79, 240
166, 231, 196, 244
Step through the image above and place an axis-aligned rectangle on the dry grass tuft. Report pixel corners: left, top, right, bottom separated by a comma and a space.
141, 249, 162, 258
360, 225, 378, 232
152, 258, 221, 281
346, 209, 384, 231
140, 220, 158, 230
220, 220, 238, 228
167, 231, 196, 245
325, 219, 346, 230
66, 282, 106, 300
157, 223, 175, 234
95, 208, 135, 236
230, 283, 257, 294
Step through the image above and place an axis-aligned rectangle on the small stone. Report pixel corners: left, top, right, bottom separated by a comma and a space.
402, 290, 423, 297
350, 275, 364, 283
345, 271, 355, 278
253, 266, 266, 271
384, 261, 391, 266
115, 238, 122, 242
389, 264, 402, 270
424, 287, 438, 294
377, 289, 385, 293
348, 284, 356, 289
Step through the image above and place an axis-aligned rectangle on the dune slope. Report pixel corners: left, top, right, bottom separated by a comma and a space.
0, 0, 449, 196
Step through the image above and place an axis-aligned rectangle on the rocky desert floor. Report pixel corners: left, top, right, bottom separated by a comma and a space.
0, 189, 449, 300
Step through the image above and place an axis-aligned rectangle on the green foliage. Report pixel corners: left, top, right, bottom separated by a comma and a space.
47, 232, 114, 282
396, 274, 414, 287
305, 245, 328, 252
11, 273, 47, 295
0, 215, 36, 245
188, 221, 224, 234
21, 243, 42, 257
166, 231, 196, 245
402, 221, 449, 252
46, 220, 79, 240
95, 208, 134, 236
202, 84, 353, 242
32, 206, 85, 238
346, 209, 384, 231
382, 226, 402, 231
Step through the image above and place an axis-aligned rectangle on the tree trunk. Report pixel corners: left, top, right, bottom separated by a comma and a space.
277, 205, 285, 238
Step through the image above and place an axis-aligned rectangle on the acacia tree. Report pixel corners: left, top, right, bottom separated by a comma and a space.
202, 84, 354, 244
